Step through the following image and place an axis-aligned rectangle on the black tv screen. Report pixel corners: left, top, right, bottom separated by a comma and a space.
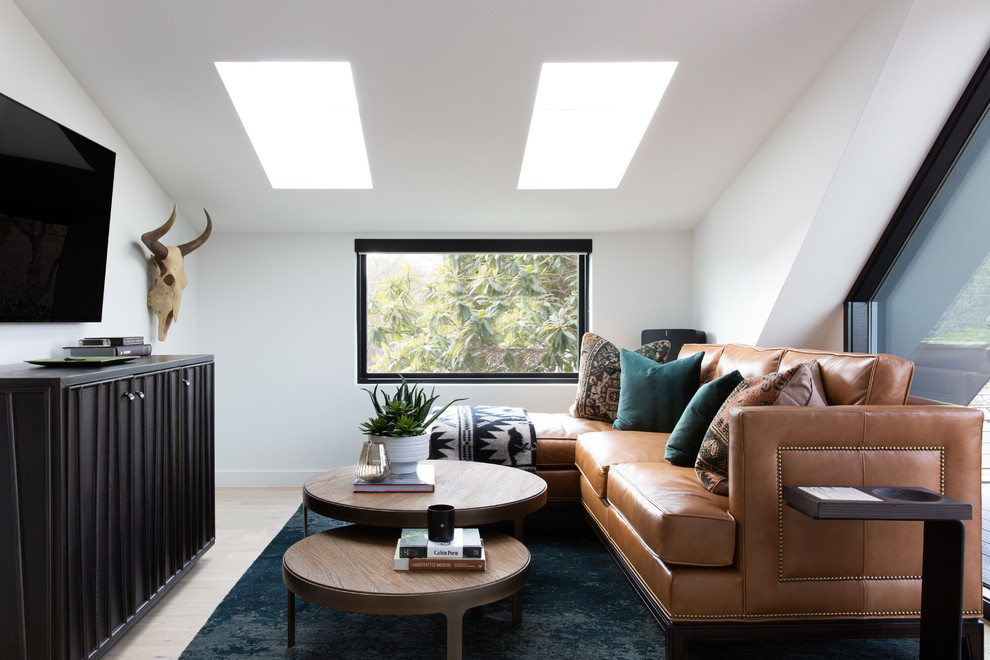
0, 92, 116, 322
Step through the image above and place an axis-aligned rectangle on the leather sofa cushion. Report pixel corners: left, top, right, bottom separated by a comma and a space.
678, 344, 724, 382
530, 412, 611, 468
575, 430, 668, 498
680, 343, 783, 381
530, 411, 612, 440
608, 462, 736, 567
534, 438, 577, 468
712, 344, 785, 380
679, 344, 914, 406
535, 469, 580, 500
780, 349, 913, 405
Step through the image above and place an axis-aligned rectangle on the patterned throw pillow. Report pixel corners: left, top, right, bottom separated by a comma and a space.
571, 333, 671, 423
695, 366, 800, 495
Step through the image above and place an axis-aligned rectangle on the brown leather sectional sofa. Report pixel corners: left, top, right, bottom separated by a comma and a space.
530, 343, 984, 659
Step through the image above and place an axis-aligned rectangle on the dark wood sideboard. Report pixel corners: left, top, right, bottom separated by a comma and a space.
0, 355, 215, 660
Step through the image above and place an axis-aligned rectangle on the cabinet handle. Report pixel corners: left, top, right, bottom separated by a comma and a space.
123, 392, 135, 401
137, 391, 145, 399
182, 379, 191, 388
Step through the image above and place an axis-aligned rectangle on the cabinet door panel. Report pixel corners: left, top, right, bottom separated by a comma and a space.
66, 376, 162, 660
0, 388, 56, 660
0, 356, 215, 660
116, 377, 146, 613
139, 372, 169, 597
180, 364, 215, 559
66, 383, 100, 658
66, 381, 132, 659
160, 371, 178, 586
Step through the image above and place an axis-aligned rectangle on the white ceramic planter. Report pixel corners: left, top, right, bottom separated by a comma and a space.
376, 433, 430, 475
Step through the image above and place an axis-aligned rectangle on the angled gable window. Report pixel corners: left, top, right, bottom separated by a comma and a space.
846, 44, 990, 404
845, 44, 990, 615
356, 239, 591, 383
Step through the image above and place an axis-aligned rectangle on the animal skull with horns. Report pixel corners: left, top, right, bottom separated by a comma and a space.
142, 204, 212, 341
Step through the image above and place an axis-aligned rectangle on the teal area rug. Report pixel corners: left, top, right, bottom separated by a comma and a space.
180, 503, 918, 659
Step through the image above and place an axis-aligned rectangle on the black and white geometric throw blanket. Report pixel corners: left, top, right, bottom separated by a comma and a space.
429, 405, 536, 472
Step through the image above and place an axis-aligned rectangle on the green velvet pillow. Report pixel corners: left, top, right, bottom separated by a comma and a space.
612, 350, 703, 433
664, 370, 744, 467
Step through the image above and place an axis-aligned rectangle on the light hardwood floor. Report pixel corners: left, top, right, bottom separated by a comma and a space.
101, 487, 302, 660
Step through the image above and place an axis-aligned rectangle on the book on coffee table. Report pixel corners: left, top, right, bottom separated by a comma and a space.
397, 528, 483, 558
353, 464, 435, 492
393, 544, 486, 571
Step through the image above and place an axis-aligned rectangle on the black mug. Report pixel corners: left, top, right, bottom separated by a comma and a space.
427, 504, 455, 543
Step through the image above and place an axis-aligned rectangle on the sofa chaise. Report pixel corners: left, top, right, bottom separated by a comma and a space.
529, 342, 984, 659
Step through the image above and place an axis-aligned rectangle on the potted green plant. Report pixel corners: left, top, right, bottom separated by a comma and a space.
360, 378, 466, 474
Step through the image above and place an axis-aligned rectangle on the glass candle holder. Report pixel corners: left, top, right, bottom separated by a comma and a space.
355, 439, 390, 482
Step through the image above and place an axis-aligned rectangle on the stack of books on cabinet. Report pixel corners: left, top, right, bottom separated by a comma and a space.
65, 336, 152, 356
393, 528, 485, 571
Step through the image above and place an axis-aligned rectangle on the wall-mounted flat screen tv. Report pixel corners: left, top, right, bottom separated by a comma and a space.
0, 91, 116, 322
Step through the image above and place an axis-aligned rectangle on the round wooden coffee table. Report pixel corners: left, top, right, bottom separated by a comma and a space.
303, 460, 547, 539
282, 525, 530, 660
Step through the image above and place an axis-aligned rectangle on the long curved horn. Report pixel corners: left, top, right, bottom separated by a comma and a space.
141, 204, 176, 261
178, 209, 213, 257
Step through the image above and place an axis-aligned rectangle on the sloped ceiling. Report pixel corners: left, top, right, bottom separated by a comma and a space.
14, 0, 876, 233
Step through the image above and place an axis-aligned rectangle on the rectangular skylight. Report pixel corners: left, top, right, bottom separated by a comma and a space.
215, 61, 372, 189
518, 62, 677, 190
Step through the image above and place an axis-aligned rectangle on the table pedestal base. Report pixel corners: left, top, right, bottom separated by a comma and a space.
920, 519, 965, 660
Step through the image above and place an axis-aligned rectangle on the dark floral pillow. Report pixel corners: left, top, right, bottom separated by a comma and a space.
695, 366, 799, 495
571, 333, 671, 422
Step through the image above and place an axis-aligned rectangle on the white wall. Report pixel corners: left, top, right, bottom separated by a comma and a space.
0, 0, 204, 364
762, 0, 990, 350
693, 0, 990, 349
692, 0, 910, 346
199, 231, 692, 485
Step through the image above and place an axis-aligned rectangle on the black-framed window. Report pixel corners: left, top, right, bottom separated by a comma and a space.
846, 45, 990, 361
356, 239, 591, 384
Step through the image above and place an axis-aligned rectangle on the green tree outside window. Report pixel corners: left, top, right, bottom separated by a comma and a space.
366, 253, 580, 374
